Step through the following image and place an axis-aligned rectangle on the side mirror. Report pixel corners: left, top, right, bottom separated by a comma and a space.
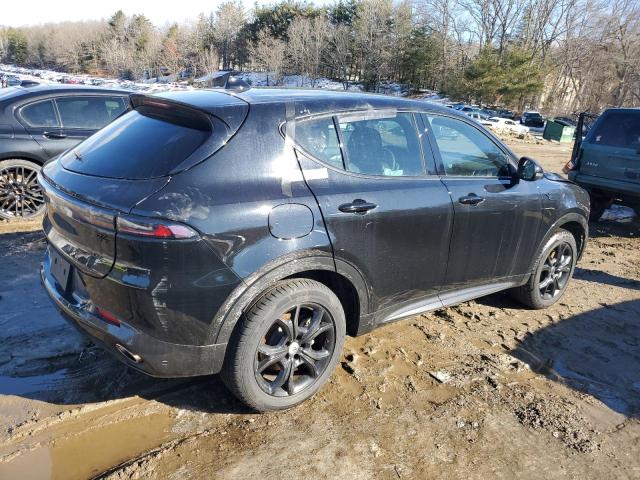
517, 156, 544, 181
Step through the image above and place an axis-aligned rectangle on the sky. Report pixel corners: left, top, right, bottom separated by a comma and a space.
2, 0, 317, 27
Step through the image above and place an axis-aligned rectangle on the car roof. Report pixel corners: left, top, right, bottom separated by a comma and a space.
0, 84, 129, 104
158, 87, 457, 118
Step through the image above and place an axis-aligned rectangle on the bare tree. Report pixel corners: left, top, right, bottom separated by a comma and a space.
250, 30, 286, 85
287, 16, 329, 87
213, 1, 246, 70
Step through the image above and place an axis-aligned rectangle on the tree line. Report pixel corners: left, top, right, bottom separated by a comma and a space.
1, 0, 638, 113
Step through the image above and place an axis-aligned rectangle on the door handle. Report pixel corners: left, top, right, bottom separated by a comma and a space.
43, 131, 67, 139
338, 199, 378, 214
458, 193, 485, 205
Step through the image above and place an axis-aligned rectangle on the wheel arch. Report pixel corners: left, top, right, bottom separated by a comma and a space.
531, 212, 588, 273
210, 251, 370, 346
0, 153, 46, 165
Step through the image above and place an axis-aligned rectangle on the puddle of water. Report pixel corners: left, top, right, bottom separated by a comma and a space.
0, 371, 69, 396
0, 410, 175, 480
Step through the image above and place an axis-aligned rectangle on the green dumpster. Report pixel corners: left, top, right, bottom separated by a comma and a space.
543, 120, 576, 143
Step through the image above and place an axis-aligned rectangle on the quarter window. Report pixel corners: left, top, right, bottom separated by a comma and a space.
337, 112, 424, 176
20, 100, 59, 128
293, 117, 343, 169
56, 96, 128, 129
425, 115, 511, 177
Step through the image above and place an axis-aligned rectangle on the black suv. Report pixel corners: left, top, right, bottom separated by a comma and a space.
521, 111, 545, 128
0, 85, 129, 219
39, 89, 589, 411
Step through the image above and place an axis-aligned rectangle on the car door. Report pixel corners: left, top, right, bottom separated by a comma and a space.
423, 114, 542, 292
291, 110, 454, 318
17, 98, 70, 158
55, 95, 129, 149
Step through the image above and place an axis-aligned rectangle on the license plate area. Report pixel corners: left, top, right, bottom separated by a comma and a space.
50, 248, 71, 291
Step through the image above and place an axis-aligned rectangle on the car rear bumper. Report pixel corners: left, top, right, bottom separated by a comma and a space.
40, 248, 227, 378
569, 172, 640, 198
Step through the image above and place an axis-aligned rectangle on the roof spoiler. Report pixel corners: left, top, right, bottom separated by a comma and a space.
129, 94, 213, 131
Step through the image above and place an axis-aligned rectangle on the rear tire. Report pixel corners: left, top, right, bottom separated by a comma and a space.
221, 279, 346, 412
588, 192, 613, 222
0, 159, 45, 220
511, 230, 577, 309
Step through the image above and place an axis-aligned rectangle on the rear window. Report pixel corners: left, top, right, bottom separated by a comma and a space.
589, 111, 640, 149
21, 100, 59, 128
60, 109, 210, 179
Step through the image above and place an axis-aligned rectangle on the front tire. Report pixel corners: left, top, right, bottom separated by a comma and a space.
511, 230, 577, 309
0, 159, 45, 219
221, 279, 346, 412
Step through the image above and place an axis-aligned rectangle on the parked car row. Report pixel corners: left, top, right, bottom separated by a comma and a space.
34, 84, 590, 411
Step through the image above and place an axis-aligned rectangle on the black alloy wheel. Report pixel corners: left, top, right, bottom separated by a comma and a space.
538, 242, 573, 300
511, 230, 577, 309
254, 303, 336, 397
222, 279, 346, 412
0, 160, 45, 219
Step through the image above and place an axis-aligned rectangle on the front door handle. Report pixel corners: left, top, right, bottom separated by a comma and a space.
43, 131, 67, 139
338, 199, 378, 214
458, 193, 485, 205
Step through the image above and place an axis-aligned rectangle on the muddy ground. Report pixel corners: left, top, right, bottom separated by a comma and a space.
0, 139, 638, 479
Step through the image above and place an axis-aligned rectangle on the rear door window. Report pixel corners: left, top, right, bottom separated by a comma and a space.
337, 112, 424, 176
60, 109, 211, 179
589, 111, 640, 150
20, 100, 59, 128
56, 96, 128, 130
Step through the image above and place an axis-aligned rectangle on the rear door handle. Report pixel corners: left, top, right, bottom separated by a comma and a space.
458, 193, 485, 205
338, 199, 378, 214
43, 131, 67, 139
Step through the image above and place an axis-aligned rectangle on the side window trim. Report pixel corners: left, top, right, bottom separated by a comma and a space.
17, 99, 61, 129
331, 115, 347, 170
422, 113, 516, 179
415, 113, 439, 175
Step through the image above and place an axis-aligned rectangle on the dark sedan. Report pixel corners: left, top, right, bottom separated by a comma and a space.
0, 84, 129, 218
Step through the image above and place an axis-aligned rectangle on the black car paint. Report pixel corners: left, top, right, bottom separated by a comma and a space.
39, 88, 589, 378
0, 85, 130, 165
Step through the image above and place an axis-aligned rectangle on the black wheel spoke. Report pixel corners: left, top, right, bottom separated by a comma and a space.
270, 358, 293, 391
257, 347, 287, 373
275, 317, 295, 342
301, 346, 330, 362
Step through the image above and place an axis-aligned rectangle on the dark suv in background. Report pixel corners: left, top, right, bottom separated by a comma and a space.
568, 108, 640, 220
39, 88, 589, 411
520, 111, 545, 128
0, 85, 129, 219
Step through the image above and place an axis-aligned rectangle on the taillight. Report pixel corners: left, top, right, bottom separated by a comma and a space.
96, 307, 121, 327
116, 214, 198, 239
